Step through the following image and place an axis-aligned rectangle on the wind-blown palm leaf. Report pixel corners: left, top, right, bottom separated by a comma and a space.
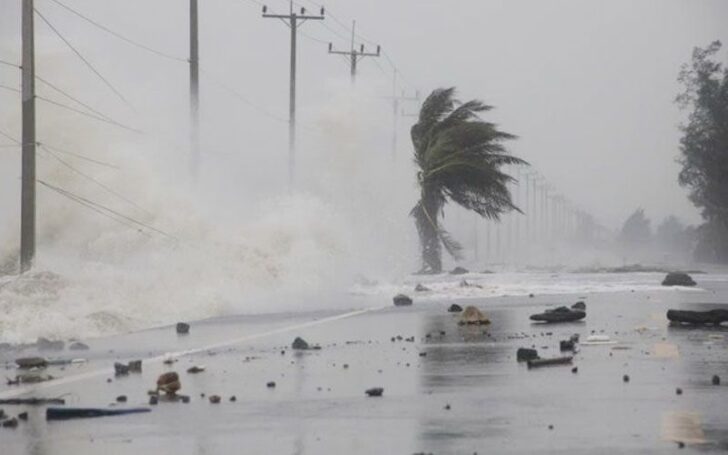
410, 87, 526, 272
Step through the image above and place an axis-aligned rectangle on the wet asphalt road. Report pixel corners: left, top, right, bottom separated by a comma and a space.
1, 273, 727, 454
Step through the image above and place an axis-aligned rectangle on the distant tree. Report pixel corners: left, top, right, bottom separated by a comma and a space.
410, 88, 525, 273
656, 215, 685, 247
619, 208, 651, 246
676, 41, 728, 261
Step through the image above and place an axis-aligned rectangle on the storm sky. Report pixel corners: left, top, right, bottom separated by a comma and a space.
1, 0, 728, 230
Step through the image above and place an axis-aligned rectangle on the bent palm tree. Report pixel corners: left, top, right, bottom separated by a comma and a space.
411, 87, 526, 273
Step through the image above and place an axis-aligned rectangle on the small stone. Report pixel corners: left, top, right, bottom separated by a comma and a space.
114, 362, 129, 376
571, 301, 586, 311
229, 396, 237, 402
450, 266, 469, 275
444, 404, 451, 410
623, 374, 630, 383
560, 340, 575, 351
414, 283, 431, 292
458, 306, 490, 325
187, 366, 205, 374
209, 395, 221, 404
676, 388, 683, 395
448, 304, 463, 313
419, 352, 427, 357
677, 441, 685, 448
180, 395, 190, 403
69, 342, 90, 351
2, 417, 18, 428
176, 322, 190, 334
15, 357, 47, 369
128, 360, 142, 373
342, 364, 349, 369
149, 396, 158, 405
116, 395, 127, 403
712, 375, 720, 385
292, 337, 310, 350
516, 348, 539, 362
107, 378, 112, 383
571, 367, 578, 374
266, 381, 276, 388
393, 294, 413, 307
17, 412, 28, 421
529, 293, 535, 298
365, 387, 384, 397
156, 372, 181, 395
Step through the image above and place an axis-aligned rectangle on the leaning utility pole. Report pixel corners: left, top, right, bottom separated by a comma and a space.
262, 2, 324, 189
20, 0, 36, 273
327, 21, 380, 86
189, 0, 200, 180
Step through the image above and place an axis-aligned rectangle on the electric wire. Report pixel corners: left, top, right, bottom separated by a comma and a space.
47, 0, 187, 63
36, 95, 143, 134
34, 7, 135, 111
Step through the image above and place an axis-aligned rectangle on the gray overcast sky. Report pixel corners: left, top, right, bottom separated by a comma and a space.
1, 0, 728, 230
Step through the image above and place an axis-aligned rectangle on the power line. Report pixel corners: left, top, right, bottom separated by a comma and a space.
37, 179, 177, 241
36, 95, 143, 134
36, 74, 116, 123
0, 84, 21, 94
40, 144, 151, 216
0, 59, 20, 69
0, 128, 19, 144
34, 7, 135, 111
38, 142, 119, 170
47, 0, 187, 63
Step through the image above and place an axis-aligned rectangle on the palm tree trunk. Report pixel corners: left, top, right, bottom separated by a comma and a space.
417, 191, 442, 273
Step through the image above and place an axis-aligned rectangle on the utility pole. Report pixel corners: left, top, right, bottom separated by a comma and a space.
327, 21, 380, 86
262, 2, 324, 189
20, 0, 36, 273
386, 76, 419, 161
189, 0, 200, 181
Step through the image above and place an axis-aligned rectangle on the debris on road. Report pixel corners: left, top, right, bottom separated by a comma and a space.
68, 342, 90, 351
450, 266, 469, 275
458, 306, 490, 325
15, 357, 47, 369
176, 322, 190, 334
393, 294, 413, 306
208, 395, 221, 404
517, 348, 539, 362
365, 387, 384, 397
187, 365, 205, 374
291, 337, 320, 350
571, 301, 586, 310
661, 272, 696, 287
46, 407, 151, 420
667, 309, 728, 325
7, 373, 54, 385
448, 303, 463, 313
156, 372, 181, 395
530, 306, 586, 323
527, 356, 573, 368
414, 283, 431, 292
0, 398, 65, 405
712, 375, 720, 385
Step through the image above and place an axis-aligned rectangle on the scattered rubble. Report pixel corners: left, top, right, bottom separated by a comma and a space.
661, 272, 696, 287
530, 307, 586, 323
393, 294, 413, 306
667, 309, 728, 326
458, 306, 490, 325
365, 387, 384, 397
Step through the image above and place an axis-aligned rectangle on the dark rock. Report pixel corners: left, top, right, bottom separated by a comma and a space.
677, 441, 685, 449
15, 357, 47, 369
393, 294, 413, 307
365, 387, 384, 397
69, 342, 90, 351
36, 337, 64, 351
450, 266, 469, 275
667, 309, 728, 326
712, 375, 720, 385
662, 272, 696, 287
17, 412, 28, 421
571, 367, 578, 374
180, 395, 190, 403
676, 388, 683, 395
0, 409, 4, 419
530, 307, 586, 323
292, 337, 309, 350
559, 340, 575, 351
266, 381, 276, 388
187, 366, 205, 374
414, 283, 431, 292
623, 374, 630, 383
419, 352, 427, 357
229, 396, 236, 402
571, 301, 586, 310
149, 396, 158, 405
116, 395, 127, 403
128, 360, 142, 373
527, 357, 573, 368
548, 425, 554, 430
2, 417, 18, 428
444, 404, 451, 410
114, 362, 129, 376
516, 348, 539, 362
208, 395, 221, 404
176, 322, 190, 335
447, 304, 463, 313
